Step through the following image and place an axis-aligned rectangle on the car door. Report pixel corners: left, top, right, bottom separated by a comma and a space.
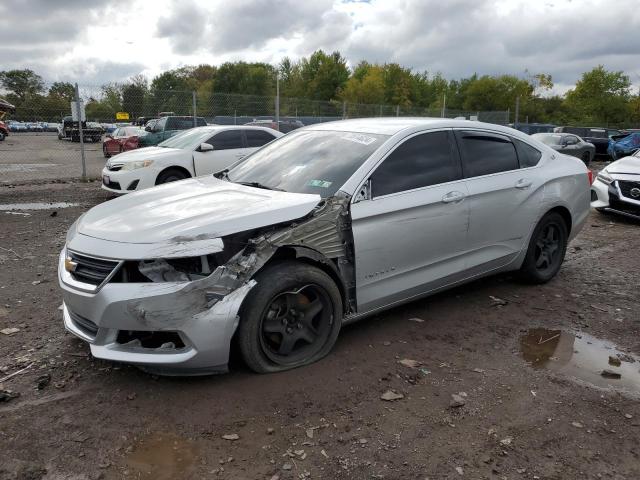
106, 128, 120, 155
350, 130, 469, 313
193, 129, 245, 176
455, 130, 544, 272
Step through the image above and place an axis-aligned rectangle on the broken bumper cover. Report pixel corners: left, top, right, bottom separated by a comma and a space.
58, 250, 256, 375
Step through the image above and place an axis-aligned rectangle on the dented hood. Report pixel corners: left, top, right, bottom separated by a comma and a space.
76, 176, 321, 245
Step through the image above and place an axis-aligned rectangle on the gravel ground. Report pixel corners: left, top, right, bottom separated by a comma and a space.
1, 171, 639, 480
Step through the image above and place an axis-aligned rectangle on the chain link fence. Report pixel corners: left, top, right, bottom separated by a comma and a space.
0, 84, 509, 184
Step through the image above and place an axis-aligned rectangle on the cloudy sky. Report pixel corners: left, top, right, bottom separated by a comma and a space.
1, 0, 639, 94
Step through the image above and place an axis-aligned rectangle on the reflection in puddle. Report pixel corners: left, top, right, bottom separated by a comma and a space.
124, 432, 198, 480
0, 202, 78, 211
520, 328, 640, 397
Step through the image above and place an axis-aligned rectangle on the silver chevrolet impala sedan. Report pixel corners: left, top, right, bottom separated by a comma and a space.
59, 118, 591, 375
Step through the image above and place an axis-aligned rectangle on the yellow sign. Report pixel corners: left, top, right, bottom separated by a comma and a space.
115, 112, 130, 120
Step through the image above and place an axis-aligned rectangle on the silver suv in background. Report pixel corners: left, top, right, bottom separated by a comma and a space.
58, 118, 591, 375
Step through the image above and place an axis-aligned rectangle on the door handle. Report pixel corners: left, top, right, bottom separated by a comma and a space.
442, 191, 465, 204
515, 179, 533, 189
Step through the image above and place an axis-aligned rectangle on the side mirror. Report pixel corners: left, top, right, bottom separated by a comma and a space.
199, 143, 214, 152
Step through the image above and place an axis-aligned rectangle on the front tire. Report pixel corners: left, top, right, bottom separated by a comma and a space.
102, 144, 110, 158
581, 152, 591, 166
0, 131, 5, 141
519, 212, 568, 284
237, 261, 343, 373
155, 168, 189, 185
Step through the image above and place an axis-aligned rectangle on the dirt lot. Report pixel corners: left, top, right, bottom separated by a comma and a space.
1, 170, 639, 480
0, 134, 105, 184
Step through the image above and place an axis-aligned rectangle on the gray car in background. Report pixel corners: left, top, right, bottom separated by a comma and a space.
59, 118, 591, 375
532, 132, 595, 166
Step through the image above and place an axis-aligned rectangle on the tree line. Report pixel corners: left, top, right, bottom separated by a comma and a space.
1, 50, 639, 126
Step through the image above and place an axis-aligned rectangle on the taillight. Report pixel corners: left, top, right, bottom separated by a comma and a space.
587, 170, 594, 185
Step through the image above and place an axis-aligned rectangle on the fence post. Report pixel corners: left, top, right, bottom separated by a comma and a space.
192, 91, 197, 127
396, 105, 400, 117
441, 93, 447, 118
514, 96, 520, 128
342, 101, 346, 119
74, 83, 86, 181
275, 73, 280, 131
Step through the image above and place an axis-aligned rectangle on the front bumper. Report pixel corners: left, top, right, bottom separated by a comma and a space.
59, 249, 256, 375
100, 166, 156, 194
591, 177, 640, 221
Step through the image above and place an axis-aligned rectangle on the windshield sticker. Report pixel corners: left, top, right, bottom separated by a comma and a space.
341, 133, 378, 145
306, 179, 333, 188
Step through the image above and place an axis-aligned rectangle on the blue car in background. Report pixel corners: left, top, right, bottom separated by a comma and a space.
608, 131, 640, 160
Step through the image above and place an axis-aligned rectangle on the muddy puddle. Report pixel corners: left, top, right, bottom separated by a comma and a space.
122, 432, 199, 479
520, 328, 640, 397
0, 202, 79, 211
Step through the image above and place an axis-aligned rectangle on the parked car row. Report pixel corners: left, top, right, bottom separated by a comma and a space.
59, 117, 593, 376
5, 120, 60, 132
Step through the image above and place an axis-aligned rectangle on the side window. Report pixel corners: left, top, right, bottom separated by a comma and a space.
566, 135, 578, 145
455, 131, 519, 177
371, 131, 460, 198
245, 129, 276, 147
514, 139, 542, 168
112, 128, 120, 137
207, 130, 244, 150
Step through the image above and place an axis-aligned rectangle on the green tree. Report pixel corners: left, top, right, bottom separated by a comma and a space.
48, 82, 75, 101
298, 50, 349, 101
0, 69, 45, 103
564, 66, 631, 125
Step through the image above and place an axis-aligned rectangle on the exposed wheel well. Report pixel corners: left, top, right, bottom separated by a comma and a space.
155, 166, 192, 185
546, 206, 572, 235
257, 246, 349, 315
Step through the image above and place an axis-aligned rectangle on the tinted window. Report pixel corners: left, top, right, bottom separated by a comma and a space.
371, 131, 460, 197
456, 131, 519, 177
167, 117, 206, 130
245, 129, 276, 147
514, 139, 542, 168
208, 130, 243, 150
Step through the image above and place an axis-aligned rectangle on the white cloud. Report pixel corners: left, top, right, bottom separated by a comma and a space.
0, 0, 639, 93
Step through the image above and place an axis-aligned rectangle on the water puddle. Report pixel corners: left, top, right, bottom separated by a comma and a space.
124, 432, 199, 480
520, 328, 640, 397
0, 202, 78, 211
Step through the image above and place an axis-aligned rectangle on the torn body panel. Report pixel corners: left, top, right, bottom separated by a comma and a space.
59, 192, 355, 374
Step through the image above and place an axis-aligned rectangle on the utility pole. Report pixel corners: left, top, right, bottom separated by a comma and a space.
275, 72, 280, 131
441, 93, 446, 118
192, 91, 197, 127
515, 96, 520, 127
74, 83, 86, 181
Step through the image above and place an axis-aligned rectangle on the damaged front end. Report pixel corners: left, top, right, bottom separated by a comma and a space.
59, 193, 355, 375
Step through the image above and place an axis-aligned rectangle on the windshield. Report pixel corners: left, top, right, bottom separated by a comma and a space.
158, 128, 216, 150
533, 133, 563, 146
228, 130, 389, 196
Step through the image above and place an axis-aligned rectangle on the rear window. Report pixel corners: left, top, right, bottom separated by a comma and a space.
455, 131, 519, 177
245, 129, 276, 147
514, 139, 542, 168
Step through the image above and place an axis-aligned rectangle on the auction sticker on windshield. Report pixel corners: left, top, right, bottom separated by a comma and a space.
306, 179, 333, 188
341, 133, 378, 145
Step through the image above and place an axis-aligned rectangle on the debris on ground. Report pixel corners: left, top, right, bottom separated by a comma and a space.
222, 434, 240, 441
380, 390, 404, 401
0, 389, 20, 402
608, 356, 622, 367
601, 369, 622, 379
500, 436, 513, 446
0, 327, 20, 335
571, 422, 584, 428
489, 295, 508, 306
408, 317, 425, 323
449, 393, 466, 408
35, 374, 50, 390
399, 358, 421, 368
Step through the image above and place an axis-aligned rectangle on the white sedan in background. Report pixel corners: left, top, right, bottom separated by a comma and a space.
101, 125, 282, 193
591, 149, 640, 220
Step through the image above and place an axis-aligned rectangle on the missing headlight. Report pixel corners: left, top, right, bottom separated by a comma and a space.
111, 254, 221, 283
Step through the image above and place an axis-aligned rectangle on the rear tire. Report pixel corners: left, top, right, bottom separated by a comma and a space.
155, 168, 189, 185
518, 212, 568, 284
0, 131, 5, 141
237, 261, 343, 373
581, 152, 591, 166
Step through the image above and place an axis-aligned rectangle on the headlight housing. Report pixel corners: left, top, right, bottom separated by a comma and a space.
596, 171, 614, 185
122, 159, 154, 171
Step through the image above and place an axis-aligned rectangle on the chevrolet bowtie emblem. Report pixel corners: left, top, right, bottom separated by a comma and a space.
64, 257, 78, 273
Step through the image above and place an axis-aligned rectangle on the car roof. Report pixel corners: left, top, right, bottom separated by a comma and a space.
303, 117, 521, 136
188, 125, 280, 133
